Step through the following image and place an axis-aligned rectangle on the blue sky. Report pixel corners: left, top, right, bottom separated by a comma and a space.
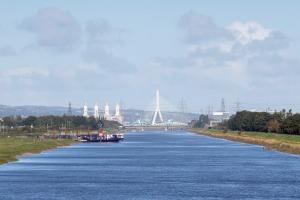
0, 0, 300, 113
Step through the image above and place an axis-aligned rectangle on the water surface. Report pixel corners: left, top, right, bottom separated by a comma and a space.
1, 131, 300, 200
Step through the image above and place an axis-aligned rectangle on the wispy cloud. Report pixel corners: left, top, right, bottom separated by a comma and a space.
168, 11, 295, 83
0, 45, 16, 56
20, 7, 82, 52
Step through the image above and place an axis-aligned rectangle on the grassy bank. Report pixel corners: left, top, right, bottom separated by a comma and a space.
0, 137, 75, 164
189, 128, 300, 155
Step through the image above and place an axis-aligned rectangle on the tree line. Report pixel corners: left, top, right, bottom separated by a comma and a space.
193, 109, 300, 135
0, 115, 121, 134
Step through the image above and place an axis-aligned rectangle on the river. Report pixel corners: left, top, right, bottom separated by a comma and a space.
1, 131, 300, 199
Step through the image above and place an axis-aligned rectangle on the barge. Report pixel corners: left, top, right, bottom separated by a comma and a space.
77, 132, 124, 143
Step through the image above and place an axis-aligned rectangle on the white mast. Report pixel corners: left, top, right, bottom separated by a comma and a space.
83, 102, 89, 118
152, 89, 163, 125
94, 103, 99, 119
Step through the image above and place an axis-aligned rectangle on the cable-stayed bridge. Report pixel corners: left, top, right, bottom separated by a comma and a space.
124, 89, 190, 131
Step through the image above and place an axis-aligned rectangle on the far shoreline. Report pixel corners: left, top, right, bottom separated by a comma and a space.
189, 128, 300, 156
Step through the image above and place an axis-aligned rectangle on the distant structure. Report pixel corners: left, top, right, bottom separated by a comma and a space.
67, 102, 72, 116
235, 101, 241, 113
179, 98, 187, 123
94, 103, 100, 119
179, 98, 187, 113
206, 105, 214, 115
266, 107, 276, 114
209, 98, 229, 127
152, 89, 163, 125
113, 103, 123, 124
104, 103, 111, 120
221, 98, 225, 112
83, 102, 89, 118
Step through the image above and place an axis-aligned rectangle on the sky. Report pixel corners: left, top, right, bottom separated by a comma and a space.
0, 0, 300, 113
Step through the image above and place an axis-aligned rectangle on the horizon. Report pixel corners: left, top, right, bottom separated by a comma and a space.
0, 103, 199, 114
1, 1, 300, 113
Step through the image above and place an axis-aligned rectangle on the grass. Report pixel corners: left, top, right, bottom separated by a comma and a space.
0, 137, 75, 164
189, 128, 300, 155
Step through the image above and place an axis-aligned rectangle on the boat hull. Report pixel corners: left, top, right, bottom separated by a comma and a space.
77, 133, 123, 143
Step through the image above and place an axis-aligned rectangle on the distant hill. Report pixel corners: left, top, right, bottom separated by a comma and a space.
0, 105, 80, 117
0, 105, 198, 123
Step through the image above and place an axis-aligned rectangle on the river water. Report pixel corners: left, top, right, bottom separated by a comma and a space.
1, 131, 300, 200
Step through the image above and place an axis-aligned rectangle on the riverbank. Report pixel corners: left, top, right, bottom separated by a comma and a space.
189, 128, 300, 155
0, 137, 75, 164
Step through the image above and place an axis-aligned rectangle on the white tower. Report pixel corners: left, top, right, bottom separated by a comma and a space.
83, 102, 89, 118
104, 103, 111, 120
94, 103, 100, 119
152, 89, 163, 125
115, 103, 120, 116
114, 103, 123, 124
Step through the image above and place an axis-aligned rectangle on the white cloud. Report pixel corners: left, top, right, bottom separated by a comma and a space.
177, 11, 291, 69
149, 10, 299, 105
228, 21, 271, 45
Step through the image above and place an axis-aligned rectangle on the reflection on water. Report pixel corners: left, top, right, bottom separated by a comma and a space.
0, 131, 300, 199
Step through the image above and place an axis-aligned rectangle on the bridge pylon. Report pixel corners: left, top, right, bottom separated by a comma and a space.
152, 89, 163, 125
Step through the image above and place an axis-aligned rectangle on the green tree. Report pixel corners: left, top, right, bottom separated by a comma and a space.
193, 114, 209, 128
22, 116, 38, 126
